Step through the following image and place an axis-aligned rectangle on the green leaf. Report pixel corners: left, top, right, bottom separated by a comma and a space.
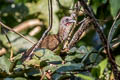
91, 59, 108, 78
108, 19, 120, 44
52, 73, 62, 80
115, 55, 120, 70
109, 0, 120, 17
43, 62, 83, 75
76, 73, 95, 80
81, 48, 94, 63
43, 64, 60, 73
0, 55, 11, 73
24, 48, 62, 67
13, 54, 23, 61
9, 33, 37, 50
66, 46, 88, 62
24, 59, 41, 67
98, 59, 108, 78
55, 63, 84, 73
91, 66, 100, 78
34, 48, 62, 61
25, 68, 41, 77
69, 47, 77, 53
89, 53, 103, 63
0, 32, 37, 53
52, 63, 84, 80
77, 46, 88, 54
65, 53, 85, 62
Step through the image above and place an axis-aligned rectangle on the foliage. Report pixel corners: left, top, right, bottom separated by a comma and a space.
0, 0, 120, 80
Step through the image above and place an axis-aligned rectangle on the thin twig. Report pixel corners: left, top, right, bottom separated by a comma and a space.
25, 0, 53, 61
81, 48, 93, 63
63, 3, 78, 49
40, 71, 46, 80
2, 28, 14, 61
68, 18, 91, 49
0, 21, 35, 44
63, 2, 83, 50
107, 11, 120, 68
29, 26, 41, 36
107, 11, 120, 44
68, 3, 79, 40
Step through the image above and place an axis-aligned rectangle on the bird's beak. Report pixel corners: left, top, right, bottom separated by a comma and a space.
68, 19, 76, 23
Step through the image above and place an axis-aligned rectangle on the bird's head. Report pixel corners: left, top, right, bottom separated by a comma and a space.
60, 16, 76, 27
58, 16, 76, 42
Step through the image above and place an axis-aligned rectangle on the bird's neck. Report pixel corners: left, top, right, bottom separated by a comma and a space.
58, 25, 71, 43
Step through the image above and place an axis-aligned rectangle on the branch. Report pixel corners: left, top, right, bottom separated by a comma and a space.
13, 19, 43, 32
68, 18, 91, 49
2, 27, 14, 61
0, 21, 35, 44
63, 3, 79, 49
0, 48, 6, 56
29, 26, 41, 36
78, 0, 120, 79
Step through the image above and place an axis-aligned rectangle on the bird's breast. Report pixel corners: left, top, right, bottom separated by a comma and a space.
40, 34, 60, 50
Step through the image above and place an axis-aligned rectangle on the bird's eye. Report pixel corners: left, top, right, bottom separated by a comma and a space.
65, 18, 69, 22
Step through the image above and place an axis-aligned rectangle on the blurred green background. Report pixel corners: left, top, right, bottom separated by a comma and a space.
0, 0, 120, 80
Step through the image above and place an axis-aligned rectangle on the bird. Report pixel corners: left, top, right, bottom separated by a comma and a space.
40, 16, 76, 50
22, 16, 76, 60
